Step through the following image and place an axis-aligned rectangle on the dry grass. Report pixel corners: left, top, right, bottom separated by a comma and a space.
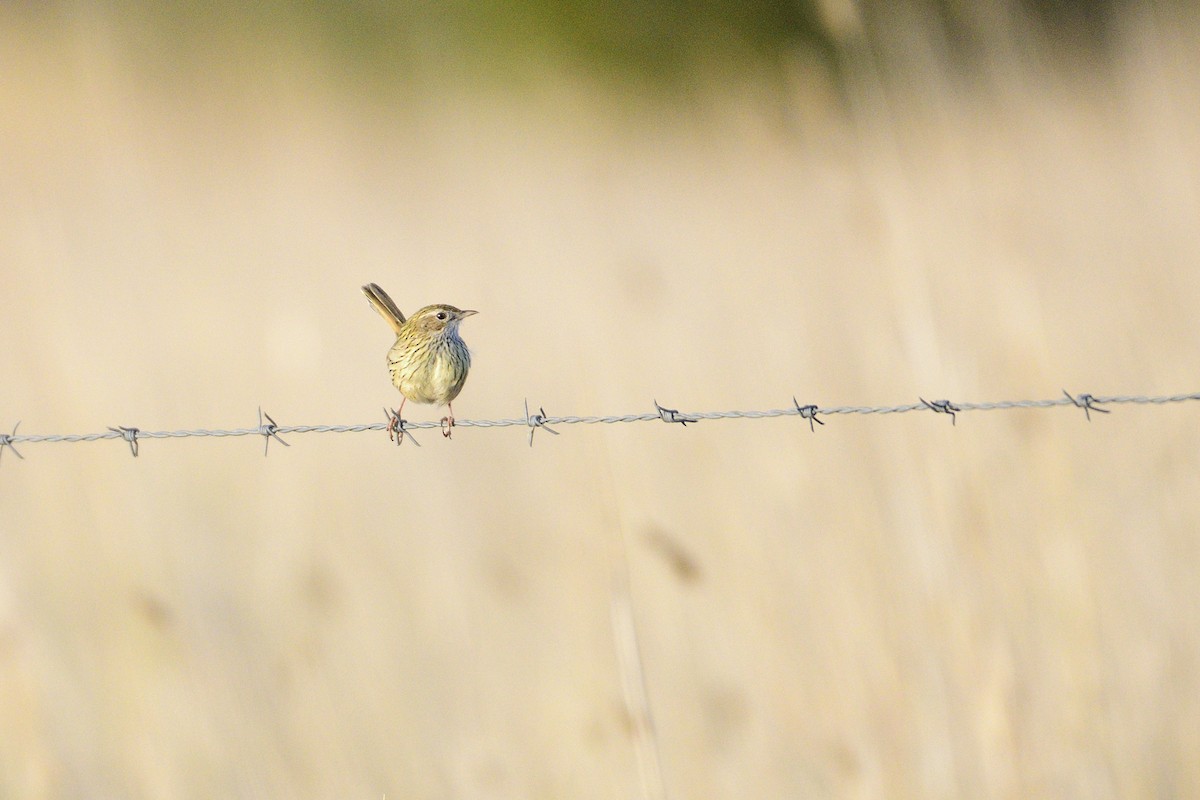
2, 4, 1200, 798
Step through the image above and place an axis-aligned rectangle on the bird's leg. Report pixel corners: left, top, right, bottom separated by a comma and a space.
441, 402, 455, 438
388, 398, 407, 443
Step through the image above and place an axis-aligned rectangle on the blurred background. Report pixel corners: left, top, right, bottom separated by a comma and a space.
2, 1, 1200, 797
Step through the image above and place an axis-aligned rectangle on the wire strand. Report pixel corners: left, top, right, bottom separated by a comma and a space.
2, 391, 1197, 458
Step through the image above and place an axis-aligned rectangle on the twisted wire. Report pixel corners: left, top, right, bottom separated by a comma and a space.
1, 391, 1197, 459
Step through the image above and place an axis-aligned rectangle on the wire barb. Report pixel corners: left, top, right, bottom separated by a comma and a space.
792, 398, 824, 432
257, 407, 290, 456
383, 407, 421, 447
1063, 390, 1109, 421
0, 422, 24, 463
108, 426, 141, 457
654, 400, 697, 426
524, 399, 560, 447
920, 398, 960, 426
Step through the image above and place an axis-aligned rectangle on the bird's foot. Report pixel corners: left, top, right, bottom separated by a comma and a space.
384, 407, 410, 445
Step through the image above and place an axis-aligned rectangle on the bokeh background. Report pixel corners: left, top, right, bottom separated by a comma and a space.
3, 1, 1200, 797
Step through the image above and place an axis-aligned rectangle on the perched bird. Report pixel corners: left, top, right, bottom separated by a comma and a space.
361, 283, 477, 440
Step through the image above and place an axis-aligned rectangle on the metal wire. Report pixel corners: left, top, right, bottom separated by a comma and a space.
1, 391, 1197, 459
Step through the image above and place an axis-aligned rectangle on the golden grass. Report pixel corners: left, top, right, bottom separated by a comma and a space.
2, 5, 1199, 797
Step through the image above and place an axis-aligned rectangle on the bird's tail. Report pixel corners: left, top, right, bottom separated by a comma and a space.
362, 283, 406, 334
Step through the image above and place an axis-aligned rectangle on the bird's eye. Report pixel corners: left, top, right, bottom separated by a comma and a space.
436, 311, 447, 321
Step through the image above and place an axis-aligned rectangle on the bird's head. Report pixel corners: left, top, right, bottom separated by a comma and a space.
409, 304, 478, 335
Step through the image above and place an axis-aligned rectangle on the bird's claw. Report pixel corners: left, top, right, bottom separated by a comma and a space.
384, 407, 407, 445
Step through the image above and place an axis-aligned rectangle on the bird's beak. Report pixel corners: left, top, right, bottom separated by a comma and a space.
460, 310, 478, 317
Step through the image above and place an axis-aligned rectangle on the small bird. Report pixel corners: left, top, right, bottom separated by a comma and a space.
362, 283, 477, 440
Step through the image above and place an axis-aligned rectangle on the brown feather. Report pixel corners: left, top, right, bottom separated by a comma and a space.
361, 283, 406, 334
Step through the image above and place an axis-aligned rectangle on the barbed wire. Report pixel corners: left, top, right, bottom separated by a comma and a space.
0, 391, 1197, 460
